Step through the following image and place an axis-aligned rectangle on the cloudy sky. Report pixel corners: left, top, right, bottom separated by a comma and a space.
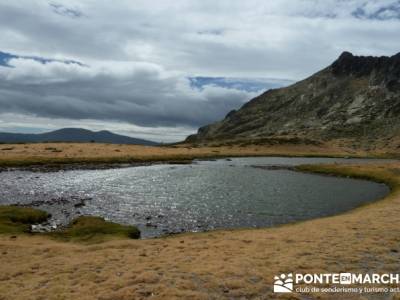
1, 0, 400, 142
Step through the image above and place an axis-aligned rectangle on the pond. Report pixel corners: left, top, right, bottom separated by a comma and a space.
0, 157, 392, 238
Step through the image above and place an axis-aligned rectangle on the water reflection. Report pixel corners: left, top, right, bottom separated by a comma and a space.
0, 157, 391, 238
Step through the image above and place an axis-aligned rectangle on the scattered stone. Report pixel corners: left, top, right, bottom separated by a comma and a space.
31, 223, 58, 233
251, 165, 295, 171
145, 222, 157, 228
73, 197, 92, 208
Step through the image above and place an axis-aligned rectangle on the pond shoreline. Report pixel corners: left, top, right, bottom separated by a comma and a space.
0, 157, 393, 239
1, 158, 400, 299
0, 159, 194, 173
0, 141, 398, 172
0, 154, 394, 173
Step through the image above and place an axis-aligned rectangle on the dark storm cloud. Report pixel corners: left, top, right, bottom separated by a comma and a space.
0, 57, 261, 127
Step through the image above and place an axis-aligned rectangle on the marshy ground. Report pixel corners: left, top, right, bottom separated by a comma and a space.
0, 143, 399, 299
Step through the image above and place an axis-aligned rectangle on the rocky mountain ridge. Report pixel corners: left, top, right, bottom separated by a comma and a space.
187, 52, 400, 151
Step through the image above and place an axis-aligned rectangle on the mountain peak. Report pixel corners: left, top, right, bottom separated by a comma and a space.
338, 51, 354, 60
331, 51, 400, 78
187, 51, 400, 150
52, 128, 92, 134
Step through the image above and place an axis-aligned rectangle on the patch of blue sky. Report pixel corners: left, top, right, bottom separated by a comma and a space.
49, 3, 84, 18
0, 51, 86, 68
352, 2, 400, 20
189, 76, 293, 92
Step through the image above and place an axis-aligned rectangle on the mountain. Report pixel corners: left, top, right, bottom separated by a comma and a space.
187, 52, 400, 150
0, 128, 158, 145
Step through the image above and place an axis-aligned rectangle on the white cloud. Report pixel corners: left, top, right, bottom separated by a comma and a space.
0, 0, 399, 141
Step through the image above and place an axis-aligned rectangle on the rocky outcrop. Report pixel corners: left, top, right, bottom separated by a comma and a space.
187, 52, 400, 150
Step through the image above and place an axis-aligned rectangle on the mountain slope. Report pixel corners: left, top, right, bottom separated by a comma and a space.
187, 52, 400, 150
0, 128, 158, 145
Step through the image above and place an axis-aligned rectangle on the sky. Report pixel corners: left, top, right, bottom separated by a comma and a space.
0, 0, 400, 142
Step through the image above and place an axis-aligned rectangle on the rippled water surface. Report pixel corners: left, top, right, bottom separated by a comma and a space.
0, 157, 392, 237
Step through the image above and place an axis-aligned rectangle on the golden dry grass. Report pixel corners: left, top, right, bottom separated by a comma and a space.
0, 141, 390, 168
0, 161, 400, 299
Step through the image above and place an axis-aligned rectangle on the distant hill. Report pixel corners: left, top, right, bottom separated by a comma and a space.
0, 128, 158, 145
187, 51, 400, 151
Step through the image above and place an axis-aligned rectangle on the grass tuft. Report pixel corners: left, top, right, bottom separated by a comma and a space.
50, 216, 141, 242
0, 206, 140, 242
0, 205, 50, 234
296, 164, 399, 191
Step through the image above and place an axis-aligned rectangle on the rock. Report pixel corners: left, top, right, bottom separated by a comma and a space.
74, 201, 85, 208
30, 223, 57, 233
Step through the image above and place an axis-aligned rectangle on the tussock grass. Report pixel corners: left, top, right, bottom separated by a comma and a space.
0, 206, 140, 242
296, 163, 399, 190
0, 206, 50, 234
50, 216, 140, 243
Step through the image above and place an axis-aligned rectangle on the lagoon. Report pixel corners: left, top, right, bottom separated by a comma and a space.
0, 157, 391, 238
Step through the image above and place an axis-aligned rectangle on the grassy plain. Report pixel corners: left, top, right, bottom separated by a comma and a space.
0, 143, 399, 299
0, 141, 395, 168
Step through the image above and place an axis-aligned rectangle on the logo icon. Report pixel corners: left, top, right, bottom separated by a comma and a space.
339, 273, 352, 285
274, 273, 293, 293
